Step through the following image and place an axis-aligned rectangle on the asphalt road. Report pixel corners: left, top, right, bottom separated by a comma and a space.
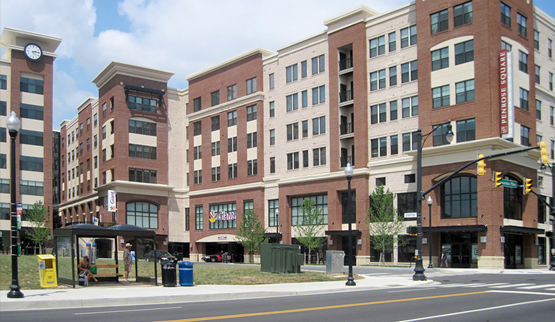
3, 273, 554, 322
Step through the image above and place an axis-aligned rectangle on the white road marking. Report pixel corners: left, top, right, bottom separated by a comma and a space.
518, 284, 555, 289
74, 306, 183, 315
489, 283, 534, 288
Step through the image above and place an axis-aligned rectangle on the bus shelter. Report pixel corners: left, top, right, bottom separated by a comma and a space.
53, 224, 157, 288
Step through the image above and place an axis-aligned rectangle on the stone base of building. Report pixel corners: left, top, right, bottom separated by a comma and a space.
356, 255, 371, 265
524, 257, 539, 269
477, 256, 505, 269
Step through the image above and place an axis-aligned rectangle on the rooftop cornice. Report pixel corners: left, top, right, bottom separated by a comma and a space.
92, 61, 174, 89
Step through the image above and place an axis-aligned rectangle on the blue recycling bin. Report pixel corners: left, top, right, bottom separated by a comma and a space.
178, 261, 194, 286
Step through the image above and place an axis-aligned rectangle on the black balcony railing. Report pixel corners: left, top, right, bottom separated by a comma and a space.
340, 156, 354, 168
340, 122, 354, 135
339, 90, 353, 103
339, 57, 353, 71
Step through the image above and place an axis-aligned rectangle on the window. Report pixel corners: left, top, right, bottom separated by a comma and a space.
246, 77, 257, 94
400, 25, 417, 48
390, 101, 398, 121
517, 13, 527, 37
551, 106, 554, 125
501, 2, 511, 27
501, 41, 512, 51
20, 77, 43, 94
286, 93, 299, 112
301, 90, 308, 108
194, 170, 202, 184
401, 60, 417, 83
0, 101, 6, 116
313, 147, 326, 166
431, 9, 448, 34
432, 85, 450, 108
0, 154, 6, 169
193, 121, 202, 136
301, 60, 307, 78
227, 110, 237, 126
549, 39, 553, 58
195, 205, 203, 230
210, 116, 220, 131
129, 168, 157, 184
247, 132, 257, 148
402, 131, 418, 152
287, 152, 299, 170
456, 119, 475, 143
370, 70, 386, 91
212, 167, 220, 182
286, 64, 298, 83
371, 137, 387, 157
20, 180, 43, 196
228, 137, 237, 152
535, 65, 540, 84
86, 138, 90, 150
433, 123, 452, 146
93, 113, 97, 127
521, 126, 530, 146
268, 199, 279, 227
304, 150, 310, 168
193, 97, 202, 112
270, 157, 276, 174
442, 176, 477, 218
518, 51, 528, 73
455, 79, 475, 103
227, 84, 237, 100
550, 73, 553, 91
19, 129, 43, 146
537, 100, 542, 120
94, 135, 97, 148
269, 101, 275, 117
246, 105, 257, 121
312, 85, 325, 104
127, 202, 158, 229
20, 156, 43, 172
369, 36, 385, 57
534, 30, 540, 50
193, 145, 202, 160
402, 96, 418, 118
454, 1, 473, 27
211, 90, 220, 106
287, 123, 299, 141
269, 129, 275, 146
228, 163, 238, 179
20, 103, 43, 120
129, 119, 157, 136
519, 87, 529, 110
86, 117, 91, 130
389, 66, 397, 86
247, 160, 257, 176
0, 75, 6, 89
455, 40, 474, 65
390, 135, 398, 155
211, 141, 220, 156
269, 73, 275, 89
432, 47, 449, 71
291, 195, 328, 225
405, 174, 415, 183
102, 102, 107, 117
128, 95, 157, 113
504, 175, 523, 220
312, 54, 325, 74
312, 116, 326, 135
129, 144, 156, 160
388, 32, 396, 52
302, 120, 308, 138
209, 203, 237, 229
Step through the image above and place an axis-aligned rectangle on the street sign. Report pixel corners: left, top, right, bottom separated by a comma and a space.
500, 179, 518, 188
404, 212, 418, 219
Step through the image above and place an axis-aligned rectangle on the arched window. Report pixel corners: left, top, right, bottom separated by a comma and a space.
504, 175, 523, 220
441, 175, 477, 218
126, 202, 158, 229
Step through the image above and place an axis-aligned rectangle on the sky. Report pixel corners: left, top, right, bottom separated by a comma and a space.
1, 0, 554, 129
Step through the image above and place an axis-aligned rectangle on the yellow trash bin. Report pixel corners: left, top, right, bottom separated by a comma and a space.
37, 254, 58, 287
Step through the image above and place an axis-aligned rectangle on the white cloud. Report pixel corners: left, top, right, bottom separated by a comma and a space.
52, 68, 96, 130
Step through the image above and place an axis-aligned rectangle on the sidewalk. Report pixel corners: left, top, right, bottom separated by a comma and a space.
1, 268, 553, 311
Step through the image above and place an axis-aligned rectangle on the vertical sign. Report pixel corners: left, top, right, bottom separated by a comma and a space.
107, 190, 117, 212
499, 49, 514, 139
16, 203, 22, 230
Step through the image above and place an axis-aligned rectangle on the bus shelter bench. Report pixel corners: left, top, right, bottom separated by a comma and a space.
91, 264, 123, 281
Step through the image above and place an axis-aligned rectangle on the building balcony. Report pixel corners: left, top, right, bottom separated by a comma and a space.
340, 122, 354, 135
340, 155, 354, 168
339, 90, 353, 103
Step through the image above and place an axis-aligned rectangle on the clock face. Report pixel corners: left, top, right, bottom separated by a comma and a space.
24, 43, 42, 61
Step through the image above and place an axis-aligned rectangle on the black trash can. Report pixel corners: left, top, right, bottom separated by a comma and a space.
161, 261, 177, 287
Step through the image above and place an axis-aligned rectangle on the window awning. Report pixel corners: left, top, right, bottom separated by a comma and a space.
422, 225, 487, 233
500, 226, 544, 235
325, 230, 362, 236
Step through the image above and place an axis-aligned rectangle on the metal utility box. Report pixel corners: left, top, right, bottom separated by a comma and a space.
260, 244, 302, 273
37, 254, 58, 287
326, 250, 345, 274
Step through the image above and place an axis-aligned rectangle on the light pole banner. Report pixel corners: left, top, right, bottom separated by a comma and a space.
499, 49, 514, 139
107, 190, 116, 212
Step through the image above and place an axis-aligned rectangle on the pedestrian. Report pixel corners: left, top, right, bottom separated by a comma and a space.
440, 246, 448, 268
124, 243, 133, 284
78, 256, 98, 285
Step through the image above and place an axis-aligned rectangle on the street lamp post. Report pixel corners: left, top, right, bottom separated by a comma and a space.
7, 111, 23, 299
543, 164, 555, 271
275, 209, 280, 244
427, 196, 433, 269
414, 123, 453, 281
344, 163, 356, 286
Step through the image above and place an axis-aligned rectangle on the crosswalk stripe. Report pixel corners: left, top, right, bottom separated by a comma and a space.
518, 284, 555, 289
490, 283, 534, 288
547, 288, 555, 291
465, 283, 488, 287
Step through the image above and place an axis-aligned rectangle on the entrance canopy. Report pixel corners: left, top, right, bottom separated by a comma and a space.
53, 224, 156, 287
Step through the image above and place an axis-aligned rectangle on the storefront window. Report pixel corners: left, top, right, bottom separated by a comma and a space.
209, 203, 237, 229
442, 176, 477, 218
291, 195, 328, 226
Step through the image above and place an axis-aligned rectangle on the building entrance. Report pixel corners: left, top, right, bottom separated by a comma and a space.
441, 232, 476, 268
504, 234, 523, 269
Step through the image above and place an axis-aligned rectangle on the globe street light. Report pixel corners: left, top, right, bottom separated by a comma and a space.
427, 196, 433, 269
7, 111, 24, 299
344, 163, 355, 286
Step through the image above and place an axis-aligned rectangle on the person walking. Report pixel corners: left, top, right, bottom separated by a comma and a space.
440, 246, 449, 268
124, 243, 133, 284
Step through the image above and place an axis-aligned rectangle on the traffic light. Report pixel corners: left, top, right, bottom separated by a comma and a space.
539, 141, 549, 165
477, 154, 486, 176
406, 226, 417, 236
493, 171, 502, 188
523, 177, 533, 195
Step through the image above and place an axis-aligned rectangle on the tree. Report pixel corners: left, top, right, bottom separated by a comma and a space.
294, 198, 327, 264
27, 200, 51, 255
235, 209, 266, 263
366, 186, 406, 266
